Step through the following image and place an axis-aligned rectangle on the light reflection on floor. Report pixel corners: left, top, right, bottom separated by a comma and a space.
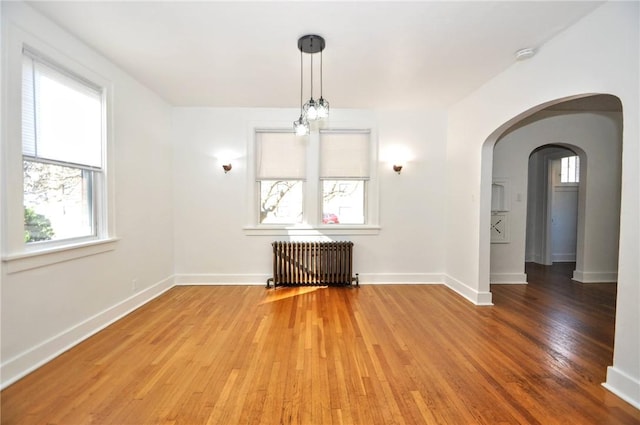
259, 286, 328, 304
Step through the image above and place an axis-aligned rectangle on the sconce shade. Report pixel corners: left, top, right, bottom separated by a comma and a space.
223, 164, 232, 173
393, 165, 403, 174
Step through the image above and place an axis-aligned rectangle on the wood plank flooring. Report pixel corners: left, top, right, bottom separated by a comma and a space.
2, 263, 639, 424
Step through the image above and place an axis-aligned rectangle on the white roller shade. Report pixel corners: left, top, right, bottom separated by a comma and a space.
255, 131, 306, 179
22, 51, 103, 169
320, 131, 370, 179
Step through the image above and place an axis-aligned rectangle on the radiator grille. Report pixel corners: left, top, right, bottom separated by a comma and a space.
267, 242, 358, 288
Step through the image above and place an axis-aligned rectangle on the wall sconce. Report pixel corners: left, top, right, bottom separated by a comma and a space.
383, 145, 412, 176
222, 164, 232, 173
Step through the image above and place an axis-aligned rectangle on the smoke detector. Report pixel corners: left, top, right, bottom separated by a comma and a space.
515, 47, 536, 61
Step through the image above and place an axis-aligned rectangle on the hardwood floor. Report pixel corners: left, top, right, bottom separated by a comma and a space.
2, 263, 639, 424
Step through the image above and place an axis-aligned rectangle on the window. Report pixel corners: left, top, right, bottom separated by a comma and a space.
22, 48, 105, 245
250, 128, 377, 233
320, 131, 370, 225
560, 155, 579, 183
255, 131, 306, 224
322, 181, 364, 224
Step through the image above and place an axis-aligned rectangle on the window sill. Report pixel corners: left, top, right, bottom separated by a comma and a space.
2, 237, 119, 274
243, 225, 380, 236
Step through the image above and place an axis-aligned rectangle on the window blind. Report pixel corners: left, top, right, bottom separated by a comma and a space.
255, 131, 306, 179
22, 51, 103, 169
320, 131, 370, 179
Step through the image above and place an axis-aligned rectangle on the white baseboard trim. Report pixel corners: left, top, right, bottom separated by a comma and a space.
552, 253, 576, 262
174, 273, 444, 286
603, 366, 640, 409
0, 275, 175, 390
177, 273, 492, 307
175, 273, 269, 286
490, 273, 528, 284
572, 270, 618, 283
356, 273, 444, 284
444, 274, 493, 306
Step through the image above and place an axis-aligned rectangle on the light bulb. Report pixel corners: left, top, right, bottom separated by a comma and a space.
293, 116, 309, 136
316, 97, 329, 119
303, 98, 318, 120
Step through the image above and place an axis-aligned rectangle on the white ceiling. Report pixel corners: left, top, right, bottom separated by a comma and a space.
26, 1, 604, 109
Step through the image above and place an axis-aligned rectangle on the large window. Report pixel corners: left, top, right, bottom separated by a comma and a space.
22, 48, 104, 245
252, 128, 375, 231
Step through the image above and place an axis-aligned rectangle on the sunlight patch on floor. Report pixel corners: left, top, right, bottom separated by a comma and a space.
259, 286, 328, 304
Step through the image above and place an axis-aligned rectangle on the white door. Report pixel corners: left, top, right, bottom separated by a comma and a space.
550, 158, 578, 262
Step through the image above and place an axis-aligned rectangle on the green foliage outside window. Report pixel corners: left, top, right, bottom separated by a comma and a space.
24, 207, 54, 242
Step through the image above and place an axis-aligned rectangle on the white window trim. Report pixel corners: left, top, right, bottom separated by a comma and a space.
1, 25, 116, 270
243, 225, 381, 236
244, 121, 380, 236
3, 238, 119, 274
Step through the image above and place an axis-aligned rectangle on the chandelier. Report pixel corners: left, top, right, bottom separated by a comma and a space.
293, 34, 329, 136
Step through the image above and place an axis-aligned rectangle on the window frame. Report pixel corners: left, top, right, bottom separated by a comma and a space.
244, 124, 380, 236
319, 129, 371, 226
22, 48, 106, 245
559, 155, 580, 185
254, 129, 307, 225
1, 28, 117, 273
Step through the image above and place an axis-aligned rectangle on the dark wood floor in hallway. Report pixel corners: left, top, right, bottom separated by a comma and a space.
2, 263, 639, 424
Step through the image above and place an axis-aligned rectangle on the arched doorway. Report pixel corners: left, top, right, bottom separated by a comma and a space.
525, 144, 583, 269
486, 94, 622, 286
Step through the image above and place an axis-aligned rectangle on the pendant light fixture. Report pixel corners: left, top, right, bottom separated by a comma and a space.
293, 34, 329, 135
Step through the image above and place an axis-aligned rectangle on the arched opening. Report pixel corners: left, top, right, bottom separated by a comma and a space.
525, 144, 584, 270
487, 94, 622, 287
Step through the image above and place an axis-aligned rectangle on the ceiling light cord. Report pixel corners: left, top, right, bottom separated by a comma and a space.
310, 53, 314, 101
319, 50, 323, 99
300, 49, 304, 114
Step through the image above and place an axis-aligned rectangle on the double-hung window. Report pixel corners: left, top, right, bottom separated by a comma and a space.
255, 131, 306, 224
21, 48, 105, 245
320, 130, 370, 225
250, 127, 377, 233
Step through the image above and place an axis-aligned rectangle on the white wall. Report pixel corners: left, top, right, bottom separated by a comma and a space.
172, 107, 447, 284
0, 3, 175, 387
490, 112, 622, 283
447, 2, 639, 407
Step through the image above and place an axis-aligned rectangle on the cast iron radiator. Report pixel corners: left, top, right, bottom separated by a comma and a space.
266, 241, 359, 288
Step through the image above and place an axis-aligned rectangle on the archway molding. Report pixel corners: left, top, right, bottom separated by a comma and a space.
479, 93, 612, 293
